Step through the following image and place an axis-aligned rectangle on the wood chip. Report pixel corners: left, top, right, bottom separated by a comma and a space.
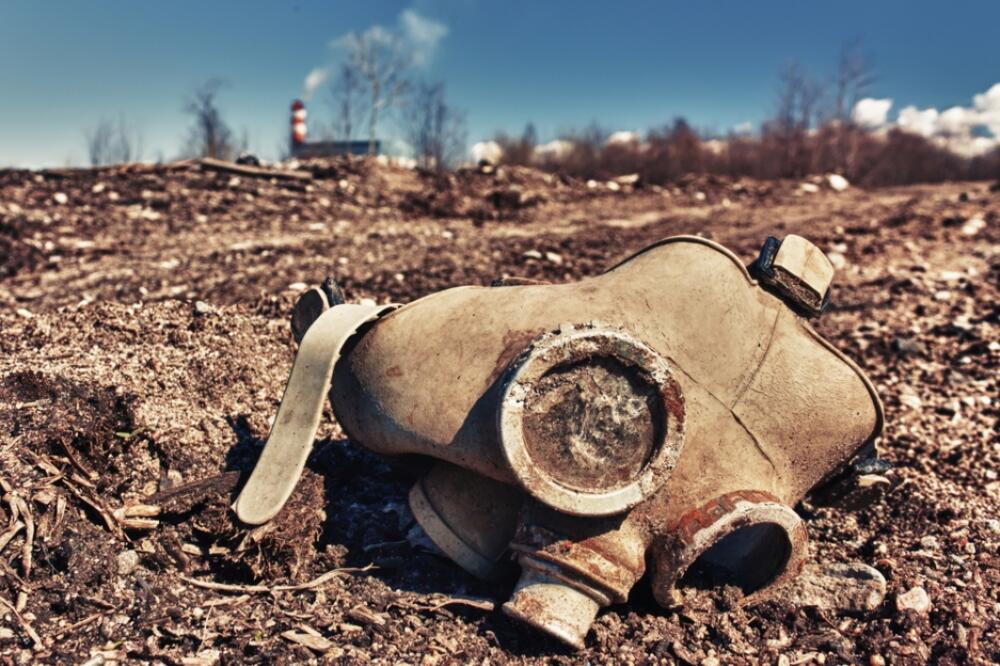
281, 629, 334, 652
0, 594, 42, 646
181, 564, 375, 596
347, 604, 386, 627
199, 158, 312, 181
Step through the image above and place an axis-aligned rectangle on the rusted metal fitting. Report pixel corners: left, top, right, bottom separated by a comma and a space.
751, 234, 834, 316
649, 490, 807, 607
504, 514, 646, 649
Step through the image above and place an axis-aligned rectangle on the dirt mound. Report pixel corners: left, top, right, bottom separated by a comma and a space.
0, 159, 997, 663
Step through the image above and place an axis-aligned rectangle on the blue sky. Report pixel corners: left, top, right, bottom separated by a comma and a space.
1, 1, 998, 167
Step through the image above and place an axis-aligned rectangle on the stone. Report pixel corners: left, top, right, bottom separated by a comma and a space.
782, 561, 886, 612
827, 174, 850, 192
895, 586, 931, 614
193, 300, 213, 316
892, 336, 927, 356
52, 192, 68, 205
961, 217, 985, 236
116, 549, 140, 576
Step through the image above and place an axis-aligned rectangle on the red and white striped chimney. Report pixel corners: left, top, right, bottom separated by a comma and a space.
291, 99, 307, 145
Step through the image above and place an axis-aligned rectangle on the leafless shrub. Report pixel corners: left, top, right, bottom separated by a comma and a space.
495, 124, 537, 166
84, 115, 143, 166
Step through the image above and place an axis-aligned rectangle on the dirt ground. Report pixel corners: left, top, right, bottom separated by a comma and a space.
0, 159, 997, 664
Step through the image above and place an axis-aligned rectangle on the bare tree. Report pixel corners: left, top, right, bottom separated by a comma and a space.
328, 63, 364, 141
183, 79, 236, 160
832, 40, 876, 173
766, 61, 826, 177
84, 115, 143, 166
834, 39, 876, 124
342, 31, 411, 154
405, 81, 466, 170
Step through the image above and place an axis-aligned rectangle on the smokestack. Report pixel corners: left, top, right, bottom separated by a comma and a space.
291, 99, 307, 146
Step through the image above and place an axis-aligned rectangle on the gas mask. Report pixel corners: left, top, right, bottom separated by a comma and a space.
234, 234, 884, 648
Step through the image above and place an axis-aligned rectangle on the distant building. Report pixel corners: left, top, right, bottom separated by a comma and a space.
289, 100, 379, 157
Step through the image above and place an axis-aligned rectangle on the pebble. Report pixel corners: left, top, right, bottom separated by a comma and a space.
895, 586, 931, 614
782, 561, 886, 611
116, 549, 140, 576
545, 251, 563, 265
52, 192, 68, 205
960, 217, 985, 236
827, 251, 847, 270
899, 393, 923, 409
828, 174, 850, 191
193, 300, 213, 316
522, 250, 543, 260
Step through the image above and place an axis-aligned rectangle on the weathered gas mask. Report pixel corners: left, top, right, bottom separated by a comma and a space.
234, 235, 884, 648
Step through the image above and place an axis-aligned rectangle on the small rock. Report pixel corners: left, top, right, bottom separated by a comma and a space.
899, 393, 923, 409
92, 182, 106, 194
193, 300, 213, 316
827, 174, 850, 192
827, 252, 847, 270
52, 192, 68, 205
892, 336, 926, 356
116, 550, 140, 576
939, 270, 965, 282
895, 586, 931, 614
960, 216, 985, 236
694, 191, 706, 201
544, 251, 563, 265
782, 561, 886, 612
933, 290, 952, 302
522, 250, 543, 260
606, 180, 621, 192
799, 182, 820, 194
919, 535, 938, 549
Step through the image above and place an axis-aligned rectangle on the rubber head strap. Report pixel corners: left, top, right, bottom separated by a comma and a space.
233, 303, 397, 525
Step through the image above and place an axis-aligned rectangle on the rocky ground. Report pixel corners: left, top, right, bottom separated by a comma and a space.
0, 158, 997, 664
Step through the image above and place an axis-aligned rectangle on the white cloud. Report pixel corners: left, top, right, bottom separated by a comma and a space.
852, 98, 893, 128
534, 139, 574, 161
733, 121, 754, 135
302, 67, 330, 101
329, 9, 448, 67
605, 130, 640, 145
400, 9, 448, 65
471, 140, 502, 164
883, 82, 1000, 155
973, 82, 1000, 136
896, 105, 940, 138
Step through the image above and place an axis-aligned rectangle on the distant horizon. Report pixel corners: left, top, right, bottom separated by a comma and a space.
2, 1, 998, 168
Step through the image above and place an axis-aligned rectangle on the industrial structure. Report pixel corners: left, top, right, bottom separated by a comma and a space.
289, 99, 378, 158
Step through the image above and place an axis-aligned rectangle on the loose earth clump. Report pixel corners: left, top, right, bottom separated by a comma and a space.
0, 159, 997, 663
